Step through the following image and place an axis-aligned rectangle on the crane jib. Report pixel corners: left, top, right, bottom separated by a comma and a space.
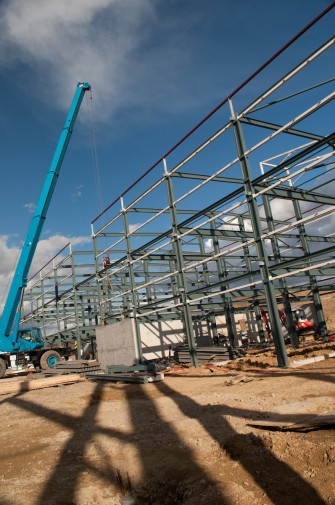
0, 82, 91, 352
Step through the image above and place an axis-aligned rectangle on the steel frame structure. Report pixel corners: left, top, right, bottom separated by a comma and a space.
21, 31, 335, 367
21, 245, 98, 357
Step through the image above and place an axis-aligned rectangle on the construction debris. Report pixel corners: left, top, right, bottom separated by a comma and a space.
289, 352, 335, 368
249, 412, 335, 432
116, 469, 136, 505
225, 375, 255, 386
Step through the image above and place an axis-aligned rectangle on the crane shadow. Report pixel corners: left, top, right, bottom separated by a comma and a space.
6, 382, 125, 505
5, 379, 233, 505
2, 374, 331, 505
124, 383, 230, 504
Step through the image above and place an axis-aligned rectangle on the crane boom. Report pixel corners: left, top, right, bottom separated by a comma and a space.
0, 82, 91, 351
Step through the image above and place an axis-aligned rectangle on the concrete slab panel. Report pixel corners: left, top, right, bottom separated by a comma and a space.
96, 319, 138, 370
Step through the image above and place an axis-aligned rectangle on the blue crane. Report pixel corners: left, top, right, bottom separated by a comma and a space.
0, 82, 91, 376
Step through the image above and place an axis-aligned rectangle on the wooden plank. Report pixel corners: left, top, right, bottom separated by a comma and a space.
0, 374, 85, 396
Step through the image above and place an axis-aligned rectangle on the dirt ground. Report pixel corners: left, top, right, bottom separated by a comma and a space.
1, 349, 335, 505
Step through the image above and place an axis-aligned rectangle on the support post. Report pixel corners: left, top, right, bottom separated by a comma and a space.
164, 160, 198, 366
261, 195, 299, 347
198, 236, 218, 345
70, 251, 81, 359
231, 105, 288, 367
92, 232, 105, 325
121, 200, 143, 363
210, 219, 236, 347
293, 199, 328, 341
238, 215, 266, 344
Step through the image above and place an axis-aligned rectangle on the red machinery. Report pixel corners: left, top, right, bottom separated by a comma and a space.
260, 307, 316, 341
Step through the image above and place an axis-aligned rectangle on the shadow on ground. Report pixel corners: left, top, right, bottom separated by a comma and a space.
2, 373, 330, 505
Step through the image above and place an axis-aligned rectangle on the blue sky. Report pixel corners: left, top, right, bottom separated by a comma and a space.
0, 0, 334, 306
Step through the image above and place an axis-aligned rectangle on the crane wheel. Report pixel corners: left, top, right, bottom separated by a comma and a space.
39, 350, 61, 370
0, 358, 6, 378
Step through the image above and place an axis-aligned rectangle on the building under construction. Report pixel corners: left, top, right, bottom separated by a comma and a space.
21, 22, 335, 369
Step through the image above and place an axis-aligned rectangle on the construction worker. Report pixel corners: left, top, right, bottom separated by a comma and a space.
103, 255, 111, 269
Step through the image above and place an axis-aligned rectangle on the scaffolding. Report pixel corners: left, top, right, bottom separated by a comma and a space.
22, 27, 335, 367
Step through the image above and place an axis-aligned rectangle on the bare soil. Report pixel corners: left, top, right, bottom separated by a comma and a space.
1, 352, 335, 505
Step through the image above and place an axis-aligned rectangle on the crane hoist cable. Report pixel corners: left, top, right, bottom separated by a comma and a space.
86, 90, 104, 222
87, 95, 124, 321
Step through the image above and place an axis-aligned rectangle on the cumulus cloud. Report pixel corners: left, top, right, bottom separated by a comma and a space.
31, 234, 91, 273
204, 211, 253, 254
0, 233, 91, 314
0, 0, 194, 122
128, 222, 142, 234
0, 235, 18, 278
23, 202, 36, 214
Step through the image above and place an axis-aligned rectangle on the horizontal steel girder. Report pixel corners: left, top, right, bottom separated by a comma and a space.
240, 116, 326, 142
254, 183, 335, 206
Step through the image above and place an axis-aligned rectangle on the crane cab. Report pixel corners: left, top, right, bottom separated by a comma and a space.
16, 327, 44, 351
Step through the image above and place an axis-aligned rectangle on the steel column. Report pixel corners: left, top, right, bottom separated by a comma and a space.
231, 108, 288, 367
121, 200, 144, 363
164, 161, 198, 366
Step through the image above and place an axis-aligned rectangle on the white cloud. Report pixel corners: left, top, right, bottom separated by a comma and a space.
258, 198, 294, 223
23, 202, 36, 214
0, 235, 18, 278
204, 212, 253, 253
0, 233, 91, 315
0, 236, 23, 315
128, 222, 142, 234
31, 234, 91, 273
0, 0, 192, 122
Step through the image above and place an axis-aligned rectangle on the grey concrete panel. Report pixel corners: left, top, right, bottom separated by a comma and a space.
95, 319, 138, 370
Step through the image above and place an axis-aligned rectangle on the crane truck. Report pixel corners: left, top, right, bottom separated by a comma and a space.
0, 82, 91, 378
